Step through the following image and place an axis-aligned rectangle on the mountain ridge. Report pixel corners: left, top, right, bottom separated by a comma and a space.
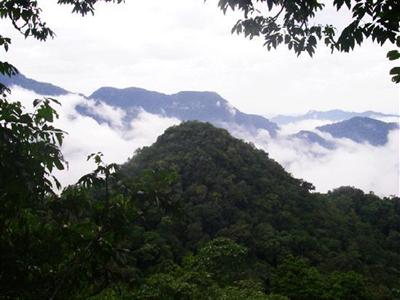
272, 109, 399, 124
316, 116, 398, 146
2, 73, 398, 146
0, 73, 70, 96
290, 130, 336, 150
0, 73, 280, 137
87, 86, 280, 136
119, 121, 400, 298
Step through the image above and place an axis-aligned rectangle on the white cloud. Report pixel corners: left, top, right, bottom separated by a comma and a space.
288, 130, 400, 197
228, 123, 400, 197
1, 0, 398, 115
373, 116, 400, 123
8, 87, 180, 187
7, 87, 399, 196
123, 109, 180, 141
83, 99, 127, 128
278, 119, 334, 135
225, 102, 237, 116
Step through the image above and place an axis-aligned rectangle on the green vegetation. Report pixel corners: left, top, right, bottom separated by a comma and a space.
0, 1, 399, 299
215, 0, 400, 83
2, 111, 399, 298
116, 122, 400, 299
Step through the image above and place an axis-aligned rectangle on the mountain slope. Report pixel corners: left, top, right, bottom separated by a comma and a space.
316, 117, 398, 146
122, 121, 319, 249
0, 73, 69, 96
119, 121, 400, 297
89, 87, 279, 136
3, 73, 397, 148
124, 121, 302, 193
291, 130, 336, 149
1, 73, 279, 136
272, 109, 399, 124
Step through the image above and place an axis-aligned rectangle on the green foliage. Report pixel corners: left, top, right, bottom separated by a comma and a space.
0, 95, 175, 299
0, 96, 67, 298
215, 0, 400, 83
119, 121, 400, 299
216, 286, 288, 300
131, 267, 215, 300
327, 271, 368, 300
189, 237, 248, 285
0, 0, 398, 293
1, 111, 400, 299
271, 257, 371, 300
271, 256, 326, 299
0, 96, 66, 198
388, 37, 400, 83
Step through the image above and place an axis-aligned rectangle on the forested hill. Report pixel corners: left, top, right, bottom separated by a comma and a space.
123, 121, 304, 196
2, 118, 399, 299
115, 121, 400, 299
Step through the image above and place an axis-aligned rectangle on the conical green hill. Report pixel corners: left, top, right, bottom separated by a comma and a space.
123, 121, 317, 247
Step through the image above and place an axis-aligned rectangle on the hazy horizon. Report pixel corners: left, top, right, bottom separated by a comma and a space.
2, 0, 399, 116
6, 71, 400, 117
7, 85, 399, 197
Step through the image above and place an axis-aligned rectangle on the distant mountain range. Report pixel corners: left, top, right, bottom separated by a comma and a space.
86, 87, 279, 137
288, 117, 399, 148
0, 73, 69, 96
1, 73, 398, 148
317, 117, 399, 146
0, 73, 278, 137
271, 109, 399, 125
290, 130, 337, 150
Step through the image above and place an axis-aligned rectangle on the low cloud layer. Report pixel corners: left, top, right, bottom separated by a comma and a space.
9, 88, 180, 187
9, 87, 400, 196
229, 122, 399, 197
277, 119, 334, 135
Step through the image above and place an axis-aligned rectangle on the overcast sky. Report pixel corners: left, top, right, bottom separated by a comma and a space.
2, 0, 399, 115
